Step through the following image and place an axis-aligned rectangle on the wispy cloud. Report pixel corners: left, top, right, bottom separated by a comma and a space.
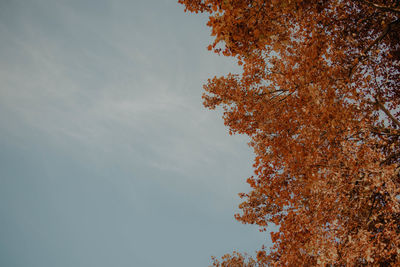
0, 1, 267, 266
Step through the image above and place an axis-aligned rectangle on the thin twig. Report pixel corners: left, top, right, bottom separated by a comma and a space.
375, 97, 400, 127
358, 0, 400, 14
348, 19, 400, 79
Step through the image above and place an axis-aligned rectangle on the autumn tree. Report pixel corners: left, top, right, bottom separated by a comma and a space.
179, 0, 400, 265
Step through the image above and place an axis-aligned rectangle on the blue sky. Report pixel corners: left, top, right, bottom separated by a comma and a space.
0, 1, 271, 266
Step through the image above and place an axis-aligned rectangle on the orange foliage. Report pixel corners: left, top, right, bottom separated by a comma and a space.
179, 0, 400, 266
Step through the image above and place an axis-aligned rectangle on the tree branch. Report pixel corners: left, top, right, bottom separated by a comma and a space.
358, 0, 400, 14
349, 19, 400, 78
375, 97, 400, 128
370, 126, 400, 136
381, 151, 400, 165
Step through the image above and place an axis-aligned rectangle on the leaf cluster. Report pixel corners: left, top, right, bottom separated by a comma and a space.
180, 0, 400, 265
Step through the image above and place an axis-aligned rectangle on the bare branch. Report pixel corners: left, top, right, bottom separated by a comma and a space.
358, 0, 400, 14
370, 126, 400, 136
349, 19, 400, 78
375, 97, 400, 128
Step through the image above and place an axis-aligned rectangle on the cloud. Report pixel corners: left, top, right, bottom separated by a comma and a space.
0, 2, 268, 266
0, 0, 252, 194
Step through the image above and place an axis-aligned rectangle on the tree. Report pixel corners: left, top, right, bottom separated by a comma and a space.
179, 0, 400, 265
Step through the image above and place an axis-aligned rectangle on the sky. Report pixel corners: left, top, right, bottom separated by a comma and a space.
0, 1, 272, 266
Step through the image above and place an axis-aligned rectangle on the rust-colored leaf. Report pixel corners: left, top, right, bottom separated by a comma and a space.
179, 0, 400, 265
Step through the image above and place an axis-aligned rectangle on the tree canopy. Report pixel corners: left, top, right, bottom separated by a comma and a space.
179, 0, 400, 265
